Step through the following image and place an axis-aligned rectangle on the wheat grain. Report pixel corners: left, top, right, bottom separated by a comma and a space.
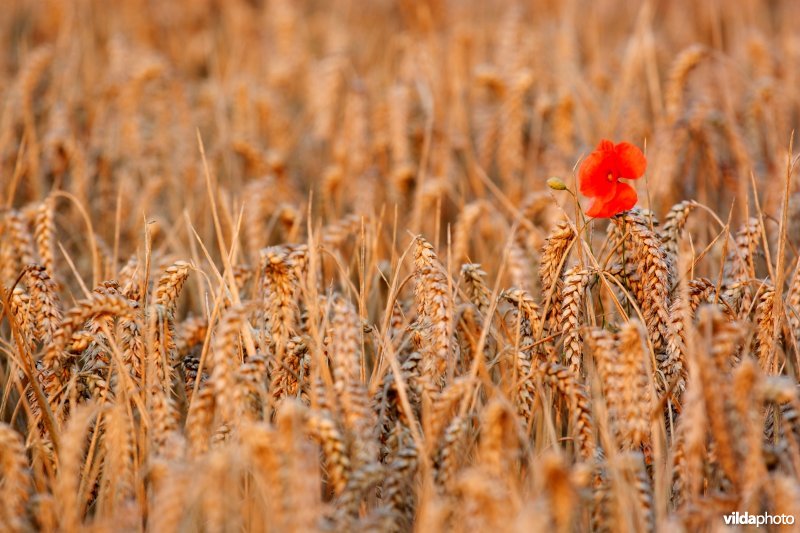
539, 221, 575, 332
0, 424, 31, 532
559, 266, 591, 375
0, 3, 797, 531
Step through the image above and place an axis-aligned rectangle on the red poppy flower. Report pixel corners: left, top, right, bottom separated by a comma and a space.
578, 140, 647, 218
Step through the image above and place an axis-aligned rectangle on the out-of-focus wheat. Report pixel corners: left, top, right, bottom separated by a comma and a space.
0, 1, 798, 531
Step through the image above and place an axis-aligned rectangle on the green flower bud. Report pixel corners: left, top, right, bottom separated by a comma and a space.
547, 177, 567, 191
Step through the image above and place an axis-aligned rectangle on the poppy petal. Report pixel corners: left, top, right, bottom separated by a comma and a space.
585, 198, 612, 218
614, 142, 647, 179
578, 151, 615, 199
585, 182, 638, 218
585, 197, 622, 218
607, 182, 638, 214
596, 139, 615, 152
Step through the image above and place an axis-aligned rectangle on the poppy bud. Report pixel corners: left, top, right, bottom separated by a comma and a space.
547, 177, 567, 191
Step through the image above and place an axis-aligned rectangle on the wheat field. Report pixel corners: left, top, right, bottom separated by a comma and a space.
1, 0, 800, 531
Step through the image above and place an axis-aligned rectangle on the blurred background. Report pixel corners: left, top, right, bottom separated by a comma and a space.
1, 0, 798, 282
1, 3, 800, 531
